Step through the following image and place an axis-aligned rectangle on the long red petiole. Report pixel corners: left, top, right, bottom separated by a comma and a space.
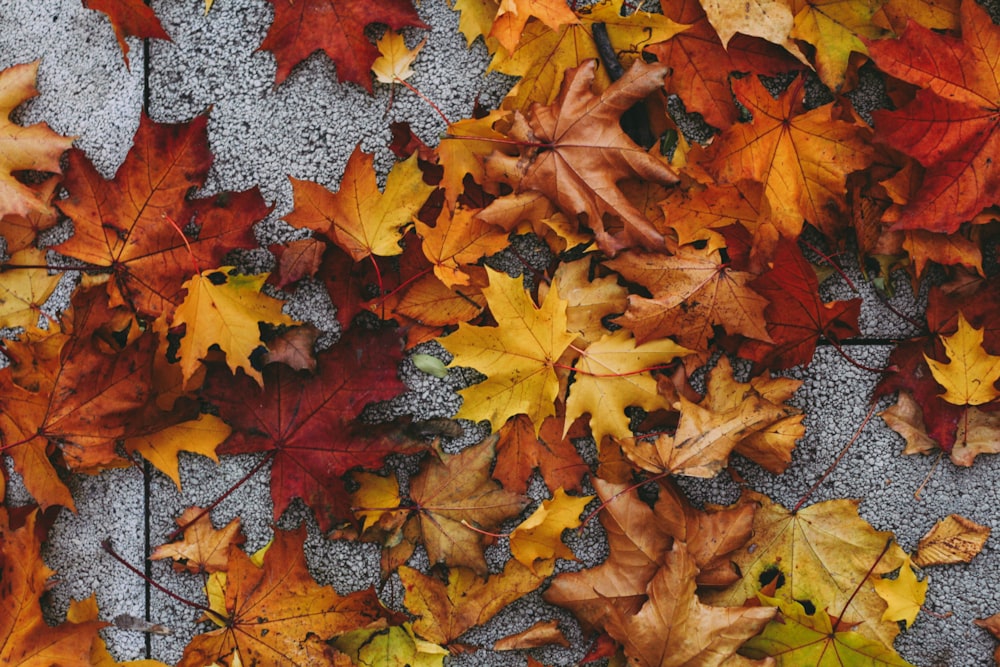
395, 78, 452, 126
101, 538, 229, 624
825, 337, 888, 373
801, 238, 857, 293
460, 519, 511, 539
162, 213, 200, 275
834, 537, 894, 626
579, 471, 672, 531
793, 400, 879, 513
165, 451, 276, 542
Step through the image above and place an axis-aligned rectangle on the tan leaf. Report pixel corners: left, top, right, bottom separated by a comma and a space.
913, 514, 991, 567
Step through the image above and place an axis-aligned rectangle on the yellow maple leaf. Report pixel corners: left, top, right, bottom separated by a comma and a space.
489, 0, 578, 53
371, 31, 426, 84
874, 556, 927, 629
0, 248, 62, 329
124, 414, 230, 489
438, 267, 577, 432
924, 311, 1000, 406
171, 268, 298, 386
509, 488, 594, 572
790, 0, 888, 90
285, 147, 433, 261
564, 329, 690, 444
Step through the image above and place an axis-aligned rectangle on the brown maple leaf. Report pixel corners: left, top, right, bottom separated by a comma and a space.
483, 59, 678, 254
606, 244, 771, 354
150, 506, 245, 574
259, 0, 428, 88
83, 0, 170, 66
408, 436, 529, 574
494, 414, 589, 495
55, 114, 264, 319
178, 525, 393, 667
605, 542, 776, 667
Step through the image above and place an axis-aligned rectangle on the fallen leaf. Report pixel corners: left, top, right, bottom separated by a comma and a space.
509, 488, 594, 572
150, 506, 245, 574
258, 0, 427, 88
0, 61, 74, 219
408, 436, 528, 573
372, 32, 426, 84
484, 59, 678, 254
286, 148, 434, 261
0, 248, 63, 329
178, 526, 393, 667
924, 311, 1000, 406
489, 0, 578, 52
743, 596, 916, 666
912, 514, 991, 567
333, 623, 447, 667
124, 413, 230, 490
789, 0, 888, 90
493, 619, 569, 650
83, 0, 170, 65
604, 542, 776, 667
874, 556, 927, 629
493, 414, 588, 495
438, 267, 577, 432
699, 0, 809, 64
170, 268, 298, 387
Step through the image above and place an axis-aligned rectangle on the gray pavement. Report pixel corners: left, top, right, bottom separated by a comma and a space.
1, 1, 999, 666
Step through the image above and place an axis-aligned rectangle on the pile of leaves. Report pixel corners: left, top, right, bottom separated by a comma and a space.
3, 0, 1000, 664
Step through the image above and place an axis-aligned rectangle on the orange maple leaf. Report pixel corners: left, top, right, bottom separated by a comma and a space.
178, 526, 393, 667
704, 74, 875, 238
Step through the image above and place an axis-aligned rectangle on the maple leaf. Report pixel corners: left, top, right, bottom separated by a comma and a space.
151, 506, 245, 575
0, 509, 106, 665
604, 542, 776, 667
646, 0, 802, 131
699, 0, 810, 64
413, 205, 510, 287
509, 488, 594, 572
0, 248, 62, 330
485, 59, 678, 254
493, 414, 588, 495
0, 61, 74, 219
286, 148, 434, 261
564, 329, 690, 444
0, 176, 60, 253
549, 257, 628, 344
789, 0, 889, 90
743, 596, 916, 666
704, 74, 875, 239
489, 0, 578, 53
924, 311, 1000, 406
268, 238, 326, 289
258, 0, 428, 88
371, 32, 426, 84
545, 478, 754, 629
873, 556, 927, 629
178, 525, 393, 667
334, 623, 447, 667
83, 0, 171, 66
606, 244, 771, 353
487, 0, 687, 110
703, 490, 907, 648
438, 267, 577, 432
739, 238, 861, 370
912, 514, 991, 567
400, 557, 552, 647
408, 436, 529, 573
169, 268, 299, 387
66, 595, 170, 667
866, 0, 1000, 233
55, 114, 264, 319
201, 327, 417, 531
124, 413, 230, 490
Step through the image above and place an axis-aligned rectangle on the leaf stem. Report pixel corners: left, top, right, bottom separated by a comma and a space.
793, 400, 878, 512
395, 78, 451, 126
101, 538, 229, 624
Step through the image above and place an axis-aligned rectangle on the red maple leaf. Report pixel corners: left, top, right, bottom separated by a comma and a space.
55, 114, 264, 319
739, 239, 861, 370
866, 0, 1000, 233
200, 328, 421, 531
259, 0, 428, 89
83, 0, 170, 66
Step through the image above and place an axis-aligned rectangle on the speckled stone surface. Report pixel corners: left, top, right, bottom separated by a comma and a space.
1, 1, 999, 665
